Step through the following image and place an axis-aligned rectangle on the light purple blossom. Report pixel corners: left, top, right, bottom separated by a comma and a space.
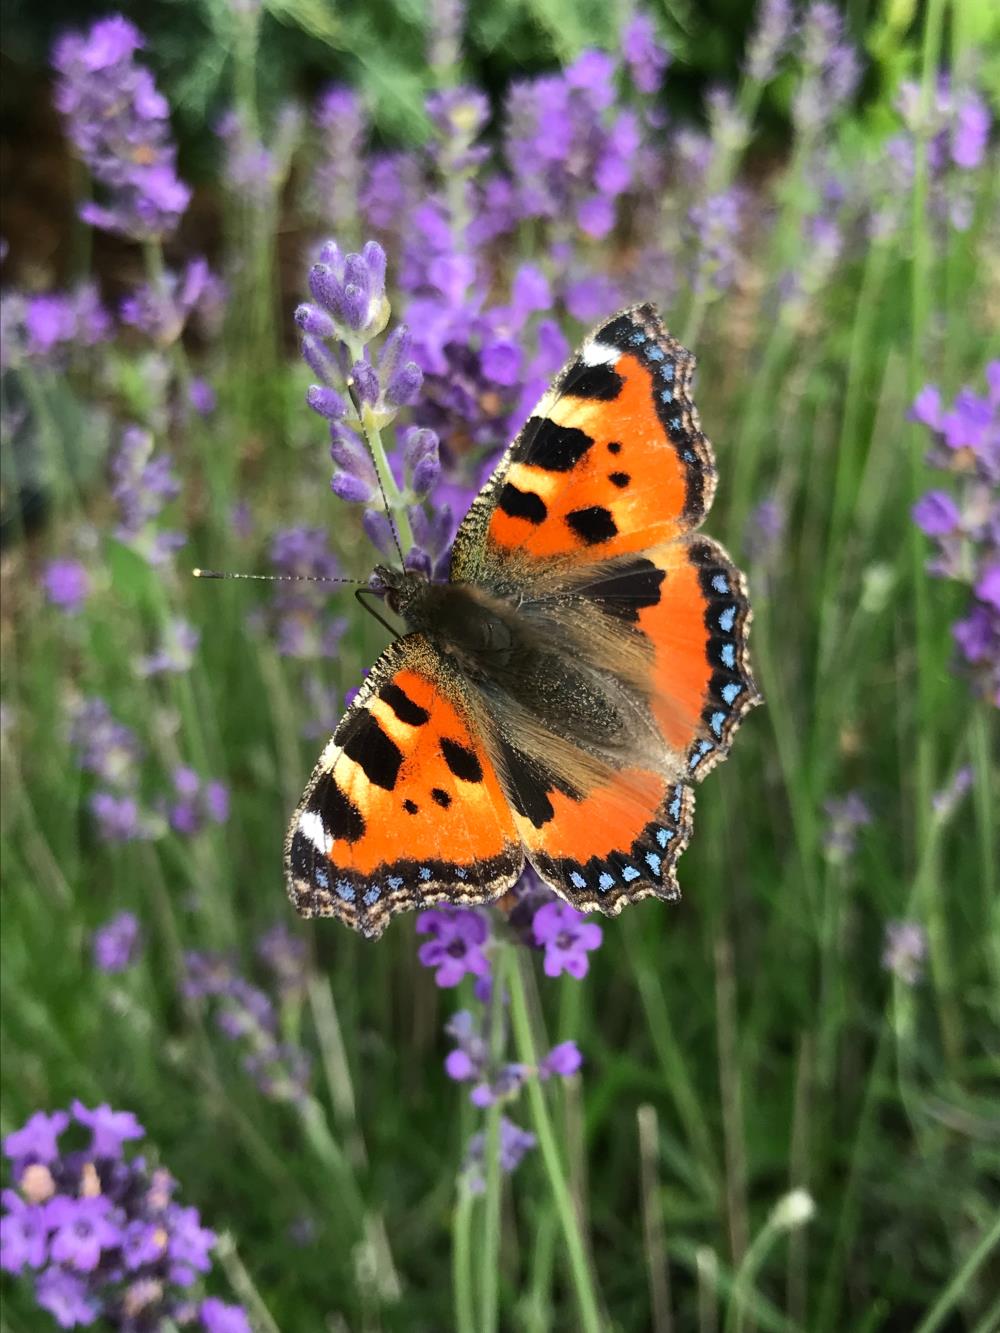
167, 767, 230, 836
416, 908, 491, 988
822, 791, 872, 861
622, 14, 670, 94
201, 1298, 254, 1333
42, 559, 90, 613
71, 1101, 144, 1158
539, 1040, 583, 1079
111, 426, 185, 566
531, 902, 603, 980
463, 1117, 536, 1194
0, 1193, 48, 1273
912, 490, 961, 536
52, 16, 190, 239
48, 1196, 123, 1272
3, 1111, 70, 1167
92, 911, 142, 972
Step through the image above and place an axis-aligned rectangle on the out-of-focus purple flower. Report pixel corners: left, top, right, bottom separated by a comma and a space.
539, 1040, 583, 1079
746, 0, 795, 82
136, 617, 200, 677
746, 495, 787, 565
688, 188, 745, 299
427, 87, 491, 174
257, 923, 308, 1002
912, 489, 961, 536
821, 791, 872, 862
89, 791, 158, 843
427, 0, 463, 72
444, 1009, 527, 1108
111, 426, 185, 566
42, 559, 90, 613
189, 377, 217, 417
217, 103, 302, 209
882, 920, 928, 985
259, 526, 347, 659
52, 16, 190, 239
167, 767, 230, 836
0, 1193, 48, 1273
951, 91, 990, 169
416, 908, 491, 988
71, 1102, 144, 1159
182, 953, 311, 1104
622, 14, 670, 94
35, 1266, 100, 1327
791, 3, 860, 137
3, 1101, 241, 1326
201, 1297, 253, 1333
1, 284, 112, 370
3, 1111, 69, 1168
531, 902, 603, 980
313, 86, 366, 237
92, 911, 142, 973
120, 258, 226, 347
69, 698, 142, 789
463, 1117, 536, 1194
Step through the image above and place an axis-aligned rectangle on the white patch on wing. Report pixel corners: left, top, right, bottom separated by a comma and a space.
298, 809, 330, 854
579, 340, 618, 367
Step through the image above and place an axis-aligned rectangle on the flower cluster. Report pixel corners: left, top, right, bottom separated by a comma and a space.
911, 363, 999, 707
1, 1102, 248, 1330
182, 950, 311, 1104
92, 912, 143, 974
111, 426, 185, 567
68, 698, 159, 844
165, 767, 230, 837
0, 285, 111, 371
821, 791, 872, 863
881, 920, 928, 986
52, 16, 190, 240
120, 260, 226, 349
43, 560, 91, 615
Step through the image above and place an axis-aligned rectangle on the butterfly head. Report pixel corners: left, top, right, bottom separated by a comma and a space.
372, 564, 429, 621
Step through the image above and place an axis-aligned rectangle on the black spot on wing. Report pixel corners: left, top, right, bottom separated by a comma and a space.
289, 830, 313, 879
579, 558, 665, 624
498, 482, 547, 523
379, 681, 430, 726
313, 775, 365, 843
340, 710, 404, 791
403, 798, 418, 814
440, 737, 483, 783
607, 441, 622, 454
566, 505, 618, 545
495, 736, 581, 831
564, 359, 624, 401
431, 787, 452, 808
609, 471, 630, 488
521, 418, 593, 472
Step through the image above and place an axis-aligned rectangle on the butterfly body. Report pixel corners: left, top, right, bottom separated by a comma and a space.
286, 305, 761, 938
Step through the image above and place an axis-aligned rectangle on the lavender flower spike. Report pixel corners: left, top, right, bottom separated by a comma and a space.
305, 240, 390, 345
52, 16, 191, 240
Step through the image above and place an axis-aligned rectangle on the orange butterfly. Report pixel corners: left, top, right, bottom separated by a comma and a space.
285, 304, 761, 937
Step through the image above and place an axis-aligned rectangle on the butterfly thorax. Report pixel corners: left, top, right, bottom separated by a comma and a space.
375, 565, 519, 670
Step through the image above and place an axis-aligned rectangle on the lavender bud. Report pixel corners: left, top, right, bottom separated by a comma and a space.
402, 427, 441, 496
317, 239, 342, 267
362, 509, 399, 557
404, 547, 432, 577
306, 385, 348, 420
332, 472, 373, 503
301, 335, 338, 386
362, 240, 387, 293
340, 282, 370, 331
350, 360, 380, 406
308, 263, 343, 317
294, 303, 336, 338
385, 360, 423, 407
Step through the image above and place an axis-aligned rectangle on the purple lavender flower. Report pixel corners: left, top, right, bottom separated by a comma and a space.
463, 1117, 536, 1194
69, 698, 142, 789
622, 14, 670, 94
882, 920, 928, 985
2, 1102, 246, 1327
791, 3, 860, 137
42, 559, 90, 613
931, 766, 974, 818
539, 1040, 583, 1079
111, 426, 185, 566
304, 239, 389, 343
261, 526, 347, 659
821, 791, 872, 862
182, 952, 311, 1104
416, 908, 491, 988
189, 377, 217, 417
313, 86, 366, 237
951, 91, 990, 169
531, 902, 603, 980
89, 791, 158, 843
120, 258, 226, 347
92, 911, 142, 973
746, 0, 795, 83
912, 489, 961, 536
257, 923, 308, 1002
427, 0, 464, 72
52, 16, 191, 239
444, 1010, 528, 1108
167, 767, 230, 836
1, 285, 112, 370
201, 1297, 253, 1332
136, 617, 200, 677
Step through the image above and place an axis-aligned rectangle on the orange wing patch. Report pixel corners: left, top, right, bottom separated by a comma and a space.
451, 304, 717, 581
285, 635, 523, 938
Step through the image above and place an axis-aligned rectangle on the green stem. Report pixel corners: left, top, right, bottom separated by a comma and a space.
507, 949, 603, 1333
214, 1231, 282, 1333
358, 406, 415, 555
480, 966, 506, 1333
453, 1185, 477, 1333
912, 1211, 1000, 1333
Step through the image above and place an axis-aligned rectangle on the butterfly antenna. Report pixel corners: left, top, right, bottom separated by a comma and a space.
192, 569, 366, 586
345, 376, 406, 570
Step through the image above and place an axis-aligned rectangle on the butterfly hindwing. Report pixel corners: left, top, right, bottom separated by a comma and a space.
285, 634, 524, 938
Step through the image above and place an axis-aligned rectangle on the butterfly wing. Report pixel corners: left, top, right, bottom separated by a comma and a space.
451, 304, 759, 913
285, 634, 524, 938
